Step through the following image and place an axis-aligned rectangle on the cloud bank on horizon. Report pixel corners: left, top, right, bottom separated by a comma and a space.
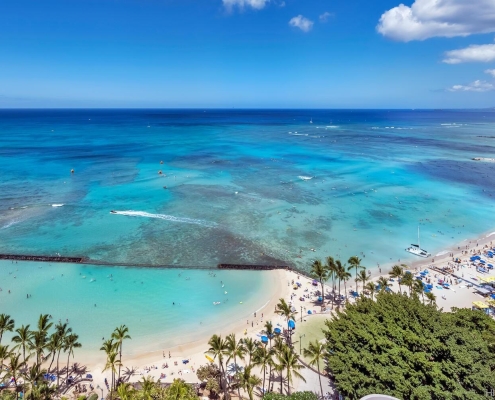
377, 0, 495, 42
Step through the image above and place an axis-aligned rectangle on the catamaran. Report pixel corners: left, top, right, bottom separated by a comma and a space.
405, 226, 431, 258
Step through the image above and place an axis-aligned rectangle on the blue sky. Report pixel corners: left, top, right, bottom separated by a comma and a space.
1, 0, 495, 108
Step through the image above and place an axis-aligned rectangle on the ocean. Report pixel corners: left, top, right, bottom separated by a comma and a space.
1, 109, 495, 358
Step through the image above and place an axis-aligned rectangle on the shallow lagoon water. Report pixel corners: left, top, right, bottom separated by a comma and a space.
0, 260, 273, 361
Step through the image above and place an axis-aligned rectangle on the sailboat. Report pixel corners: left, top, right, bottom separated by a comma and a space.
405, 226, 431, 258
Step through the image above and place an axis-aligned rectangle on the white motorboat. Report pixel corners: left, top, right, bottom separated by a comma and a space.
406, 226, 431, 258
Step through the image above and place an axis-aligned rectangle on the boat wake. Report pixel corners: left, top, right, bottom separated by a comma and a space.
298, 176, 313, 181
51, 204, 64, 207
110, 210, 217, 228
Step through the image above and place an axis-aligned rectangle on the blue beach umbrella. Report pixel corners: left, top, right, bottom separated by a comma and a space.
261, 336, 268, 343
288, 319, 296, 330
274, 328, 281, 335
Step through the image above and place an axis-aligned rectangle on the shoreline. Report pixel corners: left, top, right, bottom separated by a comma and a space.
5, 227, 495, 396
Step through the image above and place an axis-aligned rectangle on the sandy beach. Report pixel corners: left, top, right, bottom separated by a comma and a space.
59, 229, 495, 397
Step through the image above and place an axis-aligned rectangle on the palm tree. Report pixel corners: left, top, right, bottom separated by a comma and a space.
6, 353, 25, 399
341, 269, 352, 299
356, 269, 370, 294
242, 337, 258, 366
376, 276, 391, 293
23, 363, 46, 400
303, 340, 326, 398
276, 345, 306, 395
37, 314, 53, 336
234, 365, 262, 400
103, 351, 121, 397
46, 333, 60, 373
389, 265, 405, 293
225, 334, 245, 399
325, 256, 337, 306
111, 325, 131, 385
310, 259, 329, 304
54, 322, 72, 387
275, 299, 297, 344
29, 330, 47, 366
116, 382, 135, 400
64, 333, 81, 382
252, 345, 274, 395
364, 281, 376, 300
12, 324, 32, 363
425, 291, 436, 306
412, 279, 425, 301
139, 376, 156, 400
206, 334, 228, 399
100, 339, 118, 355
264, 321, 275, 348
0, 314, 15, 345
0, 344, 11, 365
347, 256, 363, 293
401, 272, 414, 295
335, 260, 346, 303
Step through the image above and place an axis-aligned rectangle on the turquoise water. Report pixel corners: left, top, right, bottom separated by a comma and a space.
0, 260, 273, 361
1, 110, 495, 269
1, 109, 495, 358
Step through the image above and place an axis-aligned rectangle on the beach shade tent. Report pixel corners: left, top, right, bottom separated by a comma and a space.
274, 327, 282, 335
472, 301, 490, 314
261, 336, 268, 344
288, 319, 296, 330
488, 264, 494, 269
312, 279, 318, 286
470, 256, 479, 261
351, 291, 359, 297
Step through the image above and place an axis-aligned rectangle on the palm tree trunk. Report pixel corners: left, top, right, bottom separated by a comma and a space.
67, 352, 70, 381
48, 351, 56, 373
234, 355, 241, 399
56, 350, 61, 386
317, 363, 323, 398
219, 362, 228, 400
279, 370, 283, 394
118, 343, 122, 385
268, 364, 272, 393
320, 280, 324, 304
262, 365, 266, 395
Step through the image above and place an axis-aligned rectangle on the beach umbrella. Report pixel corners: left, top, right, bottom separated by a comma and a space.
261, 336, 268, 344
288, 319, 296, 330
307, 310, 312, 314
274, 328, 281, 335
205, 355, 214, 363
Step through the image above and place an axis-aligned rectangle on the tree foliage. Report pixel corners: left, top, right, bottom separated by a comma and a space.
324, 292, 495, 399
263, 392, 318, 400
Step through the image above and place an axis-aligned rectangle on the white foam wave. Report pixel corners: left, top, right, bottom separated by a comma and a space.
111, 210, 217, 228
1, 220, 19, 230
486, 232, 495, 238
51, 204, 64, 207
298, 176, 313, 181
436, 250, 449, 256
288, 133, 308, 136
325, 126, 339, 128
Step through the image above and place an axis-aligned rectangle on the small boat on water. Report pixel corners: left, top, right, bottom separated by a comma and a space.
406, 226, 431, 258
110, 210, 117, 214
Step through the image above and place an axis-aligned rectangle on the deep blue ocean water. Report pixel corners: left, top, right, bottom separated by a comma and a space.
1, 109, 495, 359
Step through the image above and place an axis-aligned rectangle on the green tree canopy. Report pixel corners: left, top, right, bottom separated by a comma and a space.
324, 292, 495, 399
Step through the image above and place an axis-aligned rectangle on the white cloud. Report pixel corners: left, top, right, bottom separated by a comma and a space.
289, 15, 314, 32
442, 43, 495, 64
448, 80, 495, 92
319, 12, 333, 23
377, 0, 495, 42
223, 0, 269, 11
486, 69, 495, 77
